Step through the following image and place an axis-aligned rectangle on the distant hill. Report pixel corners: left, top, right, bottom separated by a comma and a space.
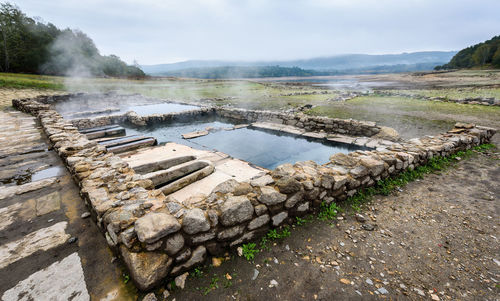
142, 51, 456, 77
436, 36, 500, 70
158, 63, 448, 79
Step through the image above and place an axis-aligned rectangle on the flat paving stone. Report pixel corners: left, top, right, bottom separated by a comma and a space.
0, 221, 70, 269
1, 252, 90, 301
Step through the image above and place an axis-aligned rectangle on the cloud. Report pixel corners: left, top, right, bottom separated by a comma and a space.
15, 0, 500, 64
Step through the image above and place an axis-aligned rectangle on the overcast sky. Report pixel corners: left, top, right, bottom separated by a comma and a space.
15, 0, 500, 65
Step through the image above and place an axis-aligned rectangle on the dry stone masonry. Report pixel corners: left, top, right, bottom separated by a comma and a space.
12, 94, 496, 291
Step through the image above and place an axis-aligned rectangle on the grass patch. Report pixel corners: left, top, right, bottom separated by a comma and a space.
0, 73, 65, 90
345, 143, 495, 211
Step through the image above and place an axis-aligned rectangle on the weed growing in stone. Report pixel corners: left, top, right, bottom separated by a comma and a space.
345, 143, 496, 211
267, 226, 291, 240
318, 202, 342, 220
191, 267, 203, 278
122, 273, 130, 284
241, 243, 259, 261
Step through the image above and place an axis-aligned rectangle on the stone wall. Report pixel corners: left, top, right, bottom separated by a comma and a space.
215, 107, 381, 137
12, 96, 496, 292
377, 91, 500, 106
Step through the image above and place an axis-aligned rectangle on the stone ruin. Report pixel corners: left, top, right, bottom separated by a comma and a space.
12, 94, 497, 291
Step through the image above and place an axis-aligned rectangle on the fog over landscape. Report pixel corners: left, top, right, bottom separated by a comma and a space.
16, 0, 500, 65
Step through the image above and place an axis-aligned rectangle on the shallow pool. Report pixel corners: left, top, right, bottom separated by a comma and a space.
124, 120, 366, 170
127, 103, 199, 116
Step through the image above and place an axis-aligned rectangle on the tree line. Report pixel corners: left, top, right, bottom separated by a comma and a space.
435, 36, 500, 70
0, 2, 145, 77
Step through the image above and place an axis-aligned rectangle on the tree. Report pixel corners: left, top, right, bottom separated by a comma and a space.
472, 44, 490, 66
0, 2, 145, 77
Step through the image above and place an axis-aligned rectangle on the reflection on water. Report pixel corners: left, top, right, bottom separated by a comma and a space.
31, 166, 65, 182
124, 120, 366, 170
128, 103, 198, 116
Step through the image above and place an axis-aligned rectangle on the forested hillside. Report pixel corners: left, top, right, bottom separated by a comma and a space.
436, 36, 500, 70
0, 2, 144, 77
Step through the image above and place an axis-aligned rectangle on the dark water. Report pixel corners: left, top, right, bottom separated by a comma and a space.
128, 103, 198, 116
124, 120, 365, 170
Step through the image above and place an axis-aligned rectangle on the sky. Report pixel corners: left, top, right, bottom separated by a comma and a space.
14, 0, 500, 65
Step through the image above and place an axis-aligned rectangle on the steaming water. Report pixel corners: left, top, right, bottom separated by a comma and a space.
53, 95, 199, 119
123, 121, 365, 170
128, 103, 198, 116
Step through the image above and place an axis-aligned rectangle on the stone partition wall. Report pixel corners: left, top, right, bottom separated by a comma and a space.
12, 96, 496, 291
29, 93, 384, 137
215, 107, 382, 137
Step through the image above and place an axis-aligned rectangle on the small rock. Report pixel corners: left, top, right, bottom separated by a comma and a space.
175, 272, 189, 289
142, 292, 157, 301
212, 257, 223, 267
237, 246, 243, 257
414, 288, 425, 296
355, 213, 366, 223
377, 287, 389, 294
252, 269, 259, 280
362, 223, 375, 231
68, 237, 77, 244
81, 212, 91, 219
366, 278, 373, 285
431, 294, 440, 301
47, 219, 54, 223
162, 290, 170, 299
340, 278, 351, 285
269, 279, 278, 287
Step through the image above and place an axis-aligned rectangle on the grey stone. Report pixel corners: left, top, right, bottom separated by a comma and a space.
175, 248, 191, 262
297, 202, 310, 212
362, 223, 375, 231
165, 233, 185, 256
259, 187, 287, 206
250, 175, 274, 187
120, 227, 136, 248
171, 245, 206, 275
333, 175, 348, 190
248, 214, 270, 230
272, 212, 288, 226
142, 293, 157, 301
360, 157, 385, 176
271, 163, 295, 178
191, 231, 216, 244
175, 272, 189, 289
254, 204, 268, 216
135, 212, 181, 244
276, 176, 301, 194
220, 196, 254, 226
284, 190, 304, 209
212, 179, 239, 194
230, 231, 257, 247
120, 246, 172, 291
350, 165, 369, 178
182, 208, 210, 235
217, 225, 245, 241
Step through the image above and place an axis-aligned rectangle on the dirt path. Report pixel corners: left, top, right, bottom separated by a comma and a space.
168, 148, 499, 300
